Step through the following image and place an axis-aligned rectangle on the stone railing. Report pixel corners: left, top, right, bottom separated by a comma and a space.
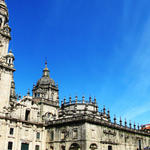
61, 96, 97, 107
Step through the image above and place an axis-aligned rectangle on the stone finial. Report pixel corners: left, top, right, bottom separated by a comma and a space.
114, 115, 116, 124
120, 117, 122, 126
69, 96, 72, 104
75, 96, 78, 103
89, 96, 92, 103
96, 106, 98, 112
103, 106, 106, 114
129, 121, 132, 129
64, 97, 66, 104
61, 100, 63, 106
19, 94, 21, 100
107, 109, 110, 117
27, 89, 30, 96
94, 97, 96, 104
107, 110, 110, 122
125, 119, 127, 127
134, 122, 136, 130
137, 124, 140, 130
107, 109, 110, 115
82, 96, 85, 103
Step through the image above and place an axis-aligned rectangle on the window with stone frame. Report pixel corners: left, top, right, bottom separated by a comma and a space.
35, 145, 40, 150
61, 129, 69, 140
61, 130, 66, 140
108, 145, 112, 150
25, 110, 30, 121
8, 141, 13, 150
90, 143, 98, 150
9, 128, 14, 135
50, 130, 54, 141
91, 129, 96, 139
36, 132, 40, 140
73, 128, 78, 139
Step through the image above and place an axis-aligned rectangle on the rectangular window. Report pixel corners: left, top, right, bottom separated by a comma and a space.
9, 128, 14, 135
61, 132, 65, 140
25, 110, 30, 121
8, 142, 13, 150
36, 132, 40, 140
139, 140, 141, 150
50, 131, 54, 141
73, 129, 78, 139
91, 129, 96, 139
35, 145, 40, 150
21, 143, 29, 150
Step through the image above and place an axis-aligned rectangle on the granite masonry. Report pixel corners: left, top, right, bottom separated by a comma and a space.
0, 0, 150, 150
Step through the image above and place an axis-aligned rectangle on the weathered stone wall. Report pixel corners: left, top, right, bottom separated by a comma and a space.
0, 118, 46, 150
0, 67, 12, 110
85, 122, 150, 150
46, 123, 86, 150
0, 36, 9, 57
46, 120, 150, 150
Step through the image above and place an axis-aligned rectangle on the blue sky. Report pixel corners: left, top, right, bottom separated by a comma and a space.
6, 0, 150, 125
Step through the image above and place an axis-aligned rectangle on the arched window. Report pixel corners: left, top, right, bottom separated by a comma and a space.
90, 143, 98, 150
69, 143, 80, 150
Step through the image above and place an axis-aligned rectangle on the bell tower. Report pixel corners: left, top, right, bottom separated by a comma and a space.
0, 0, 16, 110
0, 0, 10, 57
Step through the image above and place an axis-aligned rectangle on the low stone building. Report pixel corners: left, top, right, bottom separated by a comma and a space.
0, 0, 150, 150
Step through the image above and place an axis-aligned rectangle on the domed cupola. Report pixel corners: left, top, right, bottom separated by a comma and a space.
36, 61, 55, 86
32, 62, 59, 104
5, 50, 15, 67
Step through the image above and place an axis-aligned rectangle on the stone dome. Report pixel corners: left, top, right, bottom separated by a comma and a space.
34, 62, 56, 88
37, 76, 55, 86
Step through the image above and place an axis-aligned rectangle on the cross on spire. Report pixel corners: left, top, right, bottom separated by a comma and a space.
45, 57, 47, 68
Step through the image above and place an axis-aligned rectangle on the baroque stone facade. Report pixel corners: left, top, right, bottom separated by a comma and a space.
0, 0, 150, 150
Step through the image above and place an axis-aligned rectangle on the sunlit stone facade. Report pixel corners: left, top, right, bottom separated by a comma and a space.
0, 0, 150, 150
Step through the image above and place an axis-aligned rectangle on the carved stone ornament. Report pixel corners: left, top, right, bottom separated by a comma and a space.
103, 129, 116, 136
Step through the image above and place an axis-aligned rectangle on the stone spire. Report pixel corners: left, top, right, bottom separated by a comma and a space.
43, 60, 50, 77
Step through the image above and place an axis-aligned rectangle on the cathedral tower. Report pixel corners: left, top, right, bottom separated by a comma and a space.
32, 62, 59, 118
0, 0, 15, 110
